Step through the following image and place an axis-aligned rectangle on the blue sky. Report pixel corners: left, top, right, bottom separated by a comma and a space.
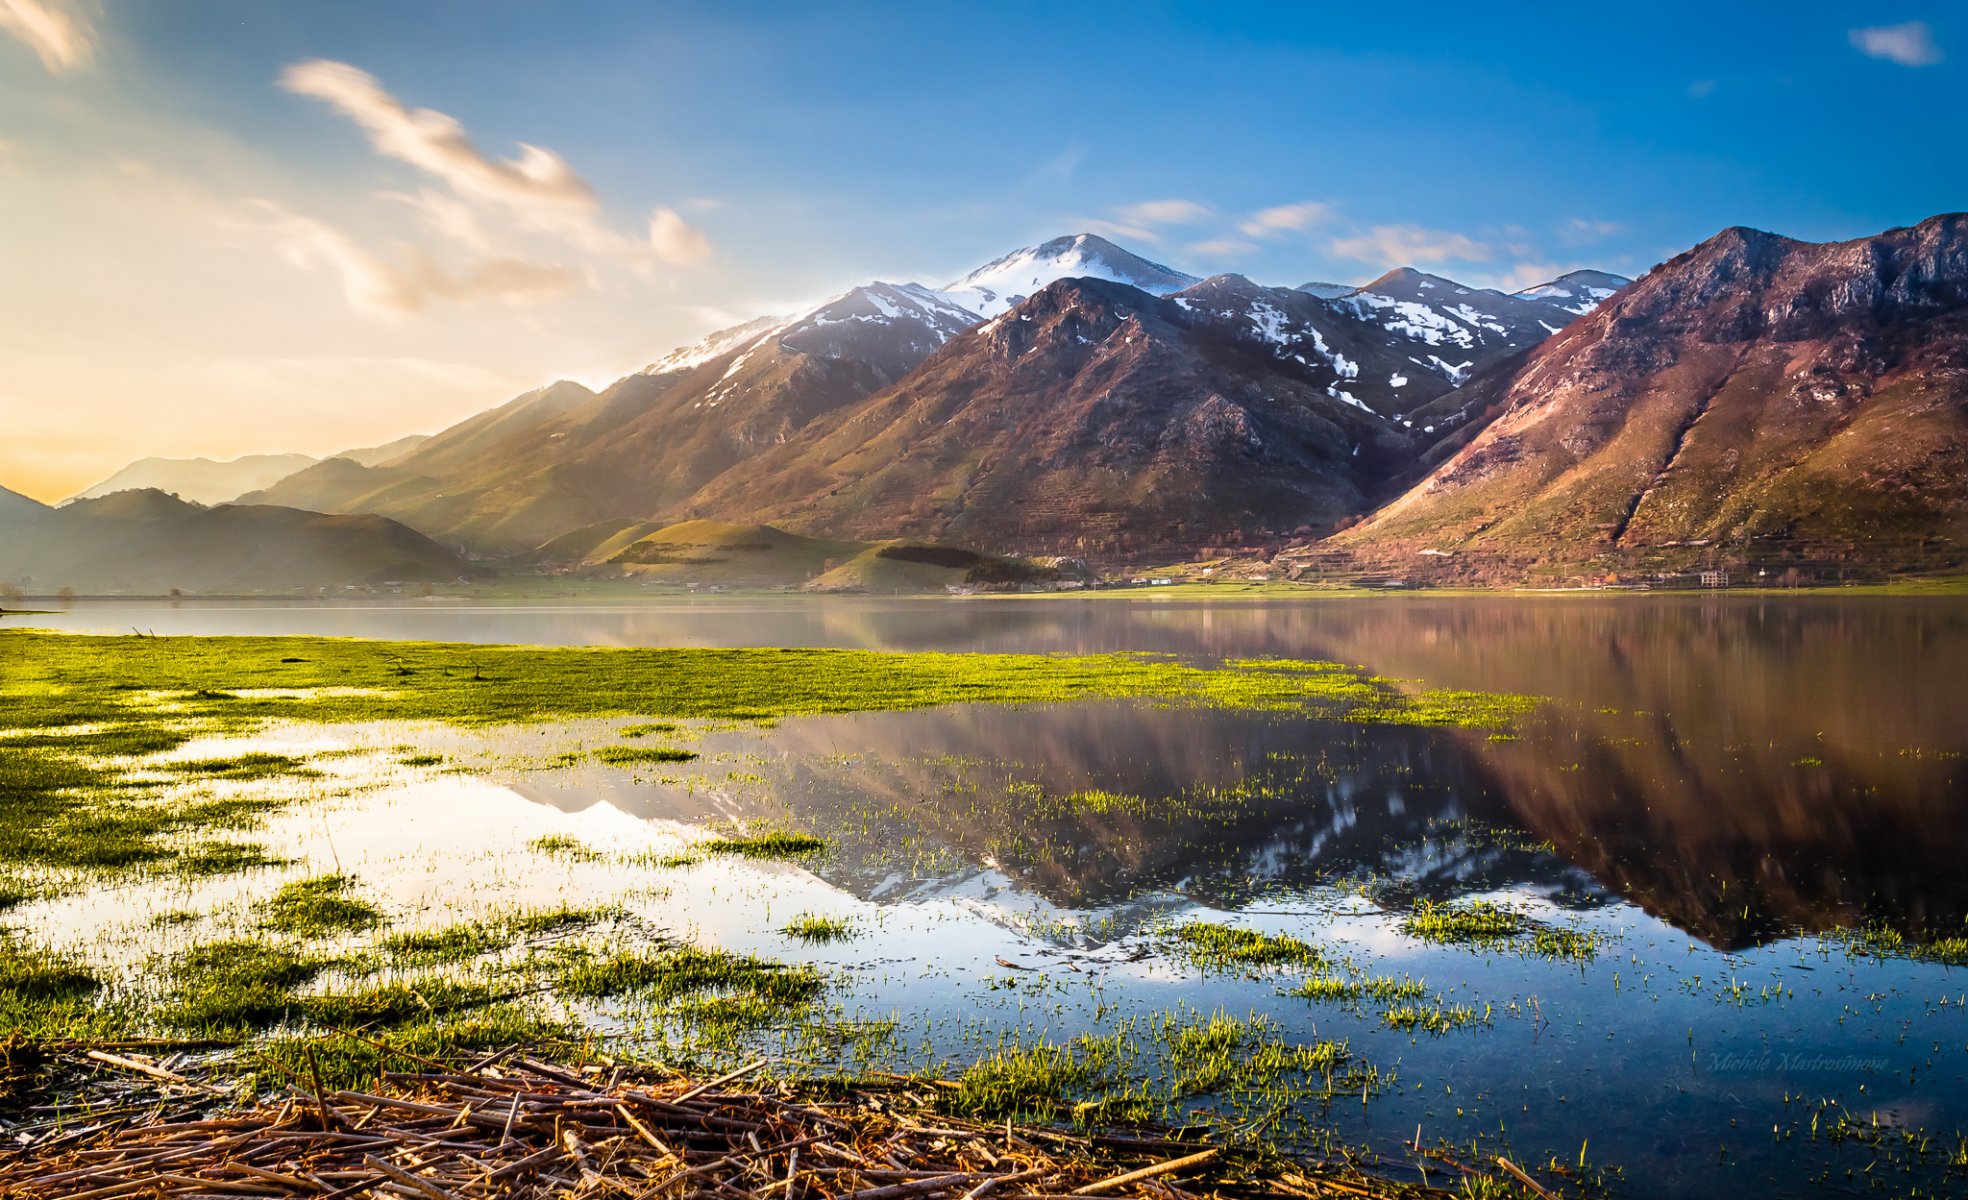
1, 1, 1960, 498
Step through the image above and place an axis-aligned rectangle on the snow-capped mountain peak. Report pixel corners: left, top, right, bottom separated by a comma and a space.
638, 314, 791, 377
938, 233, 1201, 319
1512, 269, 1632, 315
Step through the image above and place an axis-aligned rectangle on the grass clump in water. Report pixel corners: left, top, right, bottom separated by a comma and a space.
1839, 923, 1968, 967
1381, 1000, 1491, 1035
621, 722, 682, 738
702, 831, 825, 860
1290, 971, 1428, 1004
946, 1034, 1128, 1121
1402, 899, 1526, 945
782, 913, 858, 943
178, 840, 289, 877
1530, 927, 1601, 962
167, 753, 316, 781
379, 906, 618, 968
1169, 921, 1326, 971
593, 744, 698, 766
529, 834, 603, 861
256, 875, 385, 937
299, 978, 511, 1028
553, 943, 825, 1011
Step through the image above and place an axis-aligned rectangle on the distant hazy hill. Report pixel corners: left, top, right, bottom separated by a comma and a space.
0, 485, 51, 530
1328, 213, 1968, 578
0, 490, 471, 594
70, 453, 320, 506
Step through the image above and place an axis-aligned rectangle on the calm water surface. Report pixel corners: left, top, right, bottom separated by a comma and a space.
13, 595, 1968, 1198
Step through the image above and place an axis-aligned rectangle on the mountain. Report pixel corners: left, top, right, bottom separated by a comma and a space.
242, 282, 983, 553
0, 485, 50, 529
1514, 268, 1630, 316
70, 453, 320, 506
937, 233, 1199, 318
1295, 281, 1358, 299
0, 490, 472, 594
337, 433, 431, 468
681, 276, 1418, 558
1327, 214, 1968, 580
229, 234, 1623, 561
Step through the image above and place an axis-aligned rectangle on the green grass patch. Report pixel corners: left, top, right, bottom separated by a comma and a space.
1402, 899, 1527, 945
160, 938, 340, 1033
0, 935, 109, 1040
1381, 1000, 1491, 1035
529, 833, 603, 861
1838, 924, 1968, 967
701, 831, 826, 859
781, 913, 858, 944
594, 744, 698, 766
1169, 921, 1327, 971
252, 1011, 576, 1094
552, 943, 826, 1010
167, 753, 317, 781
256, 875, 385, 937
620, 722, 682, 738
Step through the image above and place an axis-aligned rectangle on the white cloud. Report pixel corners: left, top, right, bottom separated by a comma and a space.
1188, 238, 1257, 258
1850, 21, 1942, 66
0, 0, 95, 74
257, 203, 579, 318
280, 59, 710, 265
1329, 224, 1492, 266
1113, 198, 1212, 228
1239, 201, 1332, 238
280, 60, 595, 215
648, 207, 712, 264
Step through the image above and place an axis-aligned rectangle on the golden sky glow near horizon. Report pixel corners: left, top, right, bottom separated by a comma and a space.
0, 4, 742, 503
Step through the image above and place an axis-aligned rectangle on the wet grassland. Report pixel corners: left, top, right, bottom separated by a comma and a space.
3, 626, 1967, 1197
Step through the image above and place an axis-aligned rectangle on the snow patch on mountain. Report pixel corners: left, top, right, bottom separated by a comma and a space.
1513, 269, 1632, 316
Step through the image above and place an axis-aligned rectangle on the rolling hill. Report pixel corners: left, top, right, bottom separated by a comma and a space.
0, 490, 473, 594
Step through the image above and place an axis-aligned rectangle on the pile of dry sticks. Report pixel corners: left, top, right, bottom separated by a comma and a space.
0, 1047, 1506, 1200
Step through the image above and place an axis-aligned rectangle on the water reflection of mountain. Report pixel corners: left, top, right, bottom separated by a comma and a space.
514, 703, 1603, 924
481, 594, 1968, 950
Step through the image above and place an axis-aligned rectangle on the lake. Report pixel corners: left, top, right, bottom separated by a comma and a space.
10, 593, 1968, 1197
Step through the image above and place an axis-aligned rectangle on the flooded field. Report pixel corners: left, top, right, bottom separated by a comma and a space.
5, 594, 1967, 1198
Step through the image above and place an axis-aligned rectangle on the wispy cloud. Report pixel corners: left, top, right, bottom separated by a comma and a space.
1559, 217, 1621, 247
281, 60, 594, 214
256, 203, 580, 318
1113, 198, 1212, 227
1189, 238, 1257, 258
280, 59, 709, 265
0, 0, 95, 74
1329, 224, 1491, 266
1239, 201, 1333, 238
647, 207, 712, 264
1850, 20, 1942, 66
